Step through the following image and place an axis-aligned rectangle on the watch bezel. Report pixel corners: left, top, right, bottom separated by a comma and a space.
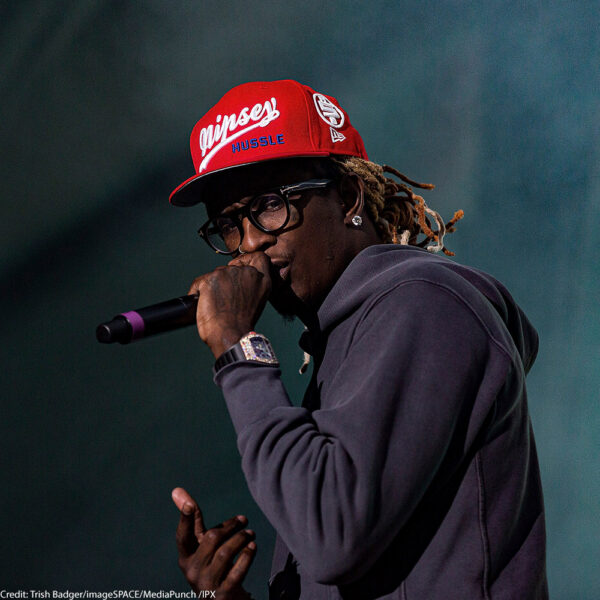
239, 332, 279, 365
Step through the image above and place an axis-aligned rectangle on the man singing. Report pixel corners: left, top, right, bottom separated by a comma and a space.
169, 80, 548, 599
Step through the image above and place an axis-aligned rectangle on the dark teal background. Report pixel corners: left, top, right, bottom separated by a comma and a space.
1, 1, 598, 597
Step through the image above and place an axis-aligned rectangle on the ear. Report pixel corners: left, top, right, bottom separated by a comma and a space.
339, 174, 365, 225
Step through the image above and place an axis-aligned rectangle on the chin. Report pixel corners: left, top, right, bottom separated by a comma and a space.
269, 285, 304, 321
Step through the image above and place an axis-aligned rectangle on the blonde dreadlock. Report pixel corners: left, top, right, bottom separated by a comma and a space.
330, 157, 464, 256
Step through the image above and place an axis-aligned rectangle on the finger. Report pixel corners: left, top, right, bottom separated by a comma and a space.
209, 529, 255, 579
172, 487, 198, 513
227, 256, 272, 297
220, 541, 257, 592
227, 255, 251, 267
228, 251, 270, 274
172, 488, 206, 557
172, 487, 206, 531
186, 265, 236, 297
202, 515, 248, 555
187, 275, 204, 296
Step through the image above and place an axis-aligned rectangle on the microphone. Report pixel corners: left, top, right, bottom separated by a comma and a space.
96, 294, 198, 344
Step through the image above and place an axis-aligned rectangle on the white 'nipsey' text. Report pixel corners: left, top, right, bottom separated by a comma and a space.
197, 98, 281, 172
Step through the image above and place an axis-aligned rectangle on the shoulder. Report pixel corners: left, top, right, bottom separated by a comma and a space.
337, 245, 520, 360
346, 245, 493, 312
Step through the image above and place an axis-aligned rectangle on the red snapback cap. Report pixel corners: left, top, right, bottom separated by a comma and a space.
169, 79, 368, 206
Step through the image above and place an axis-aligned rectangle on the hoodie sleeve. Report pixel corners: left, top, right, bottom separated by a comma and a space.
214, 279, 514, 584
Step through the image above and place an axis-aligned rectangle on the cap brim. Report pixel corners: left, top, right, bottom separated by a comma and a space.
169, 152, 331, 207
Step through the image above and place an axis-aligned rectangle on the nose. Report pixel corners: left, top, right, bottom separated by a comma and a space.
238, 217, 277, 254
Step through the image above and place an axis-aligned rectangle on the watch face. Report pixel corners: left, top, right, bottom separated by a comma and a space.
250, 337, 271, 358
240, 334, 278, 364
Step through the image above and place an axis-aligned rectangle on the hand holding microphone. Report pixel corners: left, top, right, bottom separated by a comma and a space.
188, 252, 272, 358
96, 253, 272, 354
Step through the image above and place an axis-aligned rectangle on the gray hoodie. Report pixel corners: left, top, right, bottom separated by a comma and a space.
215, 244, 548, 599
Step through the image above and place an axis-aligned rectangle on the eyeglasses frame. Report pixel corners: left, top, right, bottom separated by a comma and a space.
197, 178, 334, 255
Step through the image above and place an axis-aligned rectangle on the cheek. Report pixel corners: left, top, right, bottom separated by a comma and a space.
290, 218, 341, 301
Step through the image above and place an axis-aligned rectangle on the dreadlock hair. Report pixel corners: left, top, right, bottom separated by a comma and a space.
329, 156, 464, 256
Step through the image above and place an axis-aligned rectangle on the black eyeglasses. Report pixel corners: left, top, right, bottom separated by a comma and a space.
198, 179, 334, 255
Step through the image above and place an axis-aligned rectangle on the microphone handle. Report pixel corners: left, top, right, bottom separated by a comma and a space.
96, 294, 198, 344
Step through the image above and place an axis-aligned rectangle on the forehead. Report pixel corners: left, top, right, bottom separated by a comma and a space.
203, 157, 335, 215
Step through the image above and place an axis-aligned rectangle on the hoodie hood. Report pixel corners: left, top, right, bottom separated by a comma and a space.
317, 244, 538, 374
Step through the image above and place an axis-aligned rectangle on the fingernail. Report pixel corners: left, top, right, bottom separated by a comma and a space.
248, 541, 256, 550
245, 529, 255, 536
182, 502, 194, 515
236, 515, 247, 524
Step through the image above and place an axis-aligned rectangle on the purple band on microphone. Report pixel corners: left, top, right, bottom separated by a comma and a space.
121, 310, 145, 340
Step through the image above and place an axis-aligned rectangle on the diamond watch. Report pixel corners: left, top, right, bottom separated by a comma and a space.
214, 331, 279, 373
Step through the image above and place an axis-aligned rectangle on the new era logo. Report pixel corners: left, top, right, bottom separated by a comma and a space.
330, 127, 346, 143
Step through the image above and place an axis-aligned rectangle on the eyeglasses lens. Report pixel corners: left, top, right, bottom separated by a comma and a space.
251, 193, 287, 230
204, 192, 289, 254
207, 218, 240, 253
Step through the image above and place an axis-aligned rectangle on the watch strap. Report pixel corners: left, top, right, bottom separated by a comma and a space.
214, 343, 247, 372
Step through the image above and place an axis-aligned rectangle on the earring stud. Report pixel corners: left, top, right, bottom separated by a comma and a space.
351, 215, 363, 227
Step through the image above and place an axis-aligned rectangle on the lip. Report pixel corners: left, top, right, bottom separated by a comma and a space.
278, 264, 291, 281
269, 260, 291, 284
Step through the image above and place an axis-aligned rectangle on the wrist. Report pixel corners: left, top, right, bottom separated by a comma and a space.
213, 332, 279, 374
206, 328, 249, 359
